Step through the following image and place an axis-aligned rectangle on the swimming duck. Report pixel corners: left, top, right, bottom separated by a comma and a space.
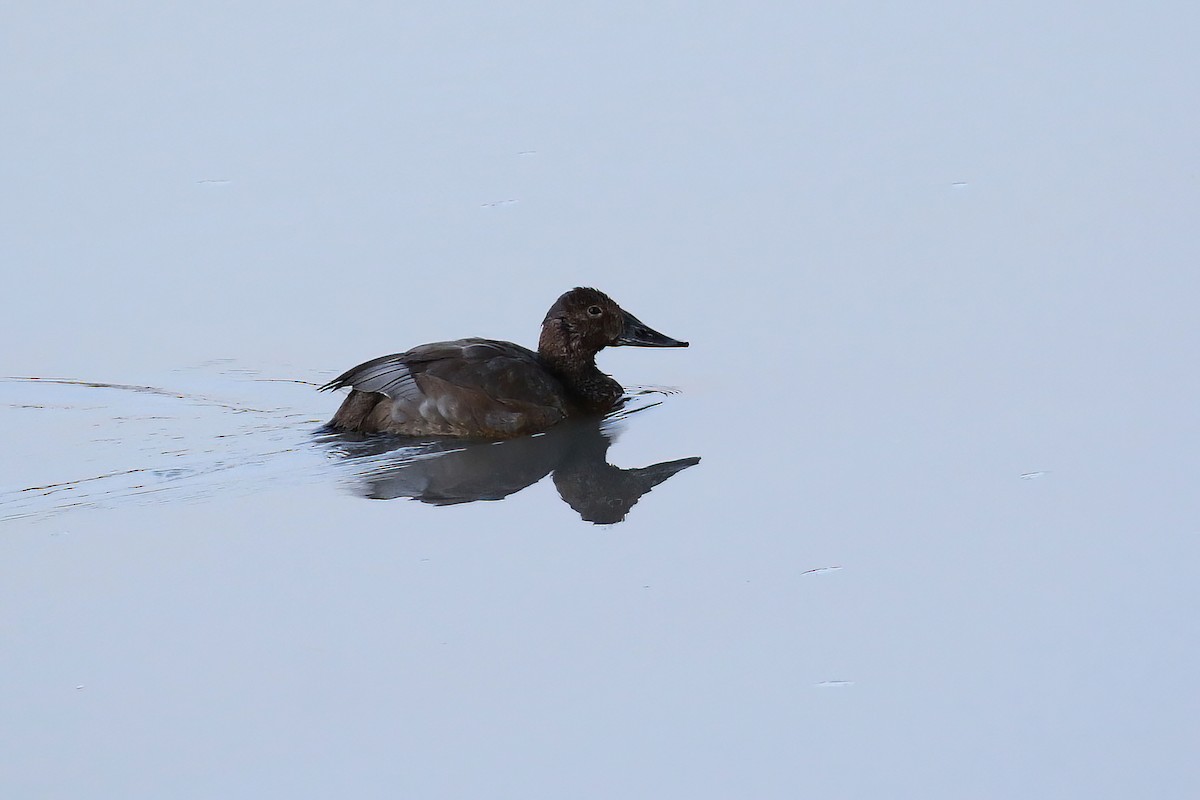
320, 287, 687, 438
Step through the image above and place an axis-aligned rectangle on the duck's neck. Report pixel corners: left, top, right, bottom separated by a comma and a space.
541, 352, 623, 412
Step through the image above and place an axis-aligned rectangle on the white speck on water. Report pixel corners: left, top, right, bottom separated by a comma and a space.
815, 680, 854, 688
1020, 471, 1049, 480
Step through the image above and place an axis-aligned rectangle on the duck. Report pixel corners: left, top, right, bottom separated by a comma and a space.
320, 287, 688, 439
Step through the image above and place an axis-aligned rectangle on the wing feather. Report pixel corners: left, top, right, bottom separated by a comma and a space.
322, 338, 569, 436
319, 353, 422, 402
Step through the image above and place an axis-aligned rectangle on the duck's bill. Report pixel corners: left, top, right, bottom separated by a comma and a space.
615, 311, 689, 348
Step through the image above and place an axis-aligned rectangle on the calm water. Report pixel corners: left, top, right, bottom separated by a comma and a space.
4, 3, 1199, 798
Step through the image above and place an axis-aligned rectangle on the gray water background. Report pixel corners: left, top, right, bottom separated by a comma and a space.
2, 3, 1198, 798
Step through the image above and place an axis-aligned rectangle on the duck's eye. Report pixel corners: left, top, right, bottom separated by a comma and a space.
587, 305, 603, 317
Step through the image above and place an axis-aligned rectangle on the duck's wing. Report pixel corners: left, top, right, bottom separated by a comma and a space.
320, 350, 424, 401
416, 340, 568, 407
321, 339, 549, 400
322, 339, 570, 436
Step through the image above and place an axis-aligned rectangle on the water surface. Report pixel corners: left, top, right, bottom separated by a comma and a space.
3, 3, 1199, 798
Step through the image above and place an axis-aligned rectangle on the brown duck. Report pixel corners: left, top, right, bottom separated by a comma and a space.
321, 287, 687, 438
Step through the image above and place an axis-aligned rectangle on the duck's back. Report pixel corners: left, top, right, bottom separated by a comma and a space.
323, 338, 571, 438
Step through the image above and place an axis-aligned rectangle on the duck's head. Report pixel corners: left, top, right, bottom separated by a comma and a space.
539, 287, 688, 362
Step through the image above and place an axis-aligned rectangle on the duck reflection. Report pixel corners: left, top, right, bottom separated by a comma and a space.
319, 416, 699, 524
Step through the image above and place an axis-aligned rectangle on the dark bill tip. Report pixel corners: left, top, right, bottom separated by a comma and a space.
615, 310, 689, 348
